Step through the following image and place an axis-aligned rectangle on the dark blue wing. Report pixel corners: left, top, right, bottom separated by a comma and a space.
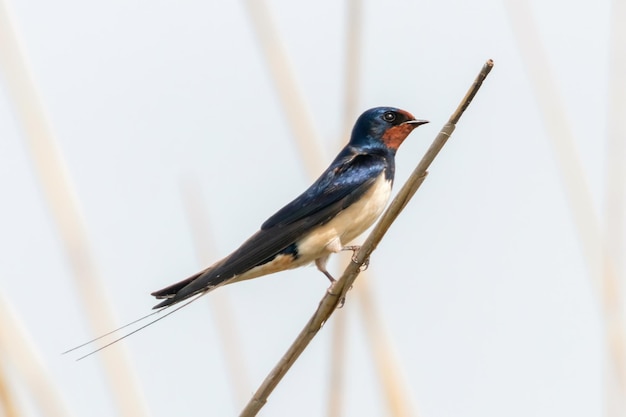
262, 150, 389, 229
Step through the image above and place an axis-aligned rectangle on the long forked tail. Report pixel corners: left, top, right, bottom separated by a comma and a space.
150, 265, 229, 309
151, 271, 202, 299
150, 269, 206, 308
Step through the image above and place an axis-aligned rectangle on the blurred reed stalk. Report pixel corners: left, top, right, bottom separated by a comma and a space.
504, 2, 626, 415
242, 0, 327, 177
355, 276, 418, 417
239, 59, 494, 417
180, 180, 251, 406
605, 0, 626, 413
0, 2, 148, 416
327, 0, 364, 415
605, 0, 626, 282
0, 296, 71, 417
0, 354, 20, 417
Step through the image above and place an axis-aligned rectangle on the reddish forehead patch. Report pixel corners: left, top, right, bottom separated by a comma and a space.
381, 123, 418, 150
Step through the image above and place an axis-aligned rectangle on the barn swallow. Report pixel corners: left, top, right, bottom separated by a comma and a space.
151, 107, 428, 309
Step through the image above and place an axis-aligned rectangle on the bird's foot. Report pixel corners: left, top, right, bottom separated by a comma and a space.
342, 245, 369, 271
318, 262, 348, 307
327, 280, 349, 309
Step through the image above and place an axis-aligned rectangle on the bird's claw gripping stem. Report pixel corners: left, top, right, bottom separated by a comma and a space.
342, 245, 369, 271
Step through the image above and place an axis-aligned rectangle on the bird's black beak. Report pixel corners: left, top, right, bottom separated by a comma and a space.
403, 119, 429, 127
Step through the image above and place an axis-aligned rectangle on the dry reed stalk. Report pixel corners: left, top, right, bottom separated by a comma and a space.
239, 59, 494, 417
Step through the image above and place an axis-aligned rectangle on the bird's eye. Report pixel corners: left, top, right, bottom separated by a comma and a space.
382, 111, 397, 122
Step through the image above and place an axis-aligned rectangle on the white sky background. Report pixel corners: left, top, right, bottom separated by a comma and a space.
0, 0, 617, 416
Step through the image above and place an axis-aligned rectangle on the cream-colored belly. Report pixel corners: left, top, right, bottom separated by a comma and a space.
296, 173, 392, 260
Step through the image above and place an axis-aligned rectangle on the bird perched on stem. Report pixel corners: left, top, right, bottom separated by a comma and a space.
152, 107, 428, 309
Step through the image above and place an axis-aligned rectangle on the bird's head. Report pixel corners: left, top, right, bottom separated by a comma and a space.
350, 107, 429, 152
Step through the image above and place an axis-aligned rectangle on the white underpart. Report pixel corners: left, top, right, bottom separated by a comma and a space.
296, 173, 392, 261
